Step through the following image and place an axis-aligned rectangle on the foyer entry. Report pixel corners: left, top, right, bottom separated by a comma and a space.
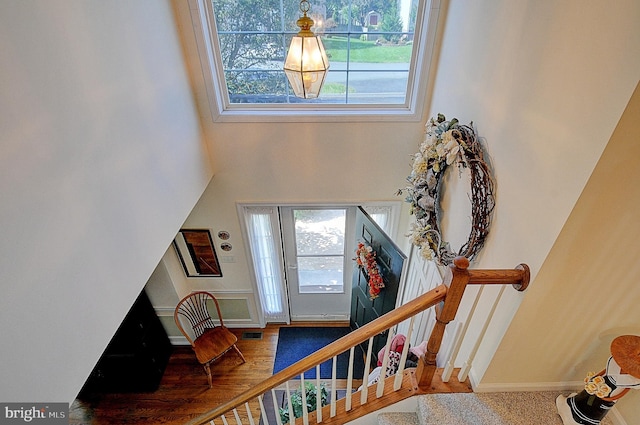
241, 204, 401, 325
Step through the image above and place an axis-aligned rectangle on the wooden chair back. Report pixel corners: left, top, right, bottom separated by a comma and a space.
174, 291, 225, 346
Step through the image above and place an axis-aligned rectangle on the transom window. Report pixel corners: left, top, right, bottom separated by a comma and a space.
191, 0, 442, 121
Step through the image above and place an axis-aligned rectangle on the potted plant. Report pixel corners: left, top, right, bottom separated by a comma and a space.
279, 382, 328, 424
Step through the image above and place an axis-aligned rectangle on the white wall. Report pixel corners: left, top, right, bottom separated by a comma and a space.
428, 0, 640, 384
157, 1, 640, 422
169, 0, 640, 394
3, 0, 636, 415
173, 121, 422, 298
0, 1, 213, 402
483, 82, 640, 423
163, 0, 430, 301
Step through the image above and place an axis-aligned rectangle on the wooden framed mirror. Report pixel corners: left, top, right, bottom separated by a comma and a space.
173, 229, 222, 277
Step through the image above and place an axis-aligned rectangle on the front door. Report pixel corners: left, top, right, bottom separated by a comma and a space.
281, 207, 355, 321
351, 207, 406, 360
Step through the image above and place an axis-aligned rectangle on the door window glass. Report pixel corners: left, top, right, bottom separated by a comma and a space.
293, 209, 346, 293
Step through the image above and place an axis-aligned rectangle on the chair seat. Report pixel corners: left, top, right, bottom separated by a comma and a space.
193, 327, 238, 365
175, 291, 245, 388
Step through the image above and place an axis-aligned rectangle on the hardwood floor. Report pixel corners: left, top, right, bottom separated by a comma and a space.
69, 324, 350, 424
70, 326, 279, 424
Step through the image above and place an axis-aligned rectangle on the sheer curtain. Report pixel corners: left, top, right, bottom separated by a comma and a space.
362, 204, 397, 237
243, 207, 289, 323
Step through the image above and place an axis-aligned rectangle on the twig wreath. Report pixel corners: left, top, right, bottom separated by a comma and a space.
398, 114, 495, 266
354, 242, 384, 299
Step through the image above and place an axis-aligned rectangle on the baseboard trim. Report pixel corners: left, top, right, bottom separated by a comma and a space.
473, 380, 584, 393
169, 336, 190, 345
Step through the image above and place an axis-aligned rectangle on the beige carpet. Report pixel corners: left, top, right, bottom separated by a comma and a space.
378, 392, 615, 425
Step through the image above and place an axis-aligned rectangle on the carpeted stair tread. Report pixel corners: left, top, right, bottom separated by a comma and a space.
378, 412, 420, 425
413, 391, 615, 425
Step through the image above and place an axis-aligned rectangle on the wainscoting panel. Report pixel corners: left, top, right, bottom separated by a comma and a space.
155, 290, 261, 345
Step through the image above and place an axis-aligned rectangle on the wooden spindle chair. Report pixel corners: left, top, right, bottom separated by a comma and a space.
174, 291, 246, 388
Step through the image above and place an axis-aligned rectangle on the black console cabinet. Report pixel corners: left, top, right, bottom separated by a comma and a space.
80, 290, 172, 394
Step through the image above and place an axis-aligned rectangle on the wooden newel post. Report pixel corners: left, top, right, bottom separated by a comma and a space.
416, 257, 470, 389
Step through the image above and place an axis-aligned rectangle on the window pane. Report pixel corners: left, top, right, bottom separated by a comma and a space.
346, 71, 409, 104
209, 0, 421, 105
322, 36, 413, 64
298, 256, 344, 293
226, 70, 289, 101
293, 209, 346, 256
217, 34, 285, 64
294, 209, 346, 294
213, 0, 298, 32
316, 71, 348, 103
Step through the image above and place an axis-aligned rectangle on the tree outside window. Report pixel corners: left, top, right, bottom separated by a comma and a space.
211, 0, 420, 104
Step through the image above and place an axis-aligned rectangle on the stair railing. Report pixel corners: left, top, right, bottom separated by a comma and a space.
186, 257, 529, 425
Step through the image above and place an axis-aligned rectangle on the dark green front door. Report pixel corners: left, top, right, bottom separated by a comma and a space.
350, 207, 406, 362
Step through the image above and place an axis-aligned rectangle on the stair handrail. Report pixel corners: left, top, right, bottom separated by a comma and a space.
187, 284, 448, 425
186, 257, 530, 425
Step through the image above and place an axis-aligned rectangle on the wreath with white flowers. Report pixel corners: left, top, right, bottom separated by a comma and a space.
398, 114, 495, 266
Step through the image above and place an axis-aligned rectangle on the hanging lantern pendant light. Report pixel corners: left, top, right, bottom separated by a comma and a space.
283, 0, 330, 99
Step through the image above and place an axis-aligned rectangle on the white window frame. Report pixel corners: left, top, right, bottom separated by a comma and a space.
187, 0, 443, 123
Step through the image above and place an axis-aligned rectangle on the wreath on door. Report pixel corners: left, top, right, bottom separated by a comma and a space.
398, 114, 495, 266
354, 243, 384, 300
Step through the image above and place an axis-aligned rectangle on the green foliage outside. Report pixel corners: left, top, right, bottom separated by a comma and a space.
322, 82, 356, 94
211, 0, 417, 97
325, 0, 396, 28
379, 3, 403, 42
279, 382, 328, 424
323, 37, 413, 63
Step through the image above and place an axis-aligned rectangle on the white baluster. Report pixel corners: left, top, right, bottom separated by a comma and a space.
258, 395, 270, 425
360, 336, 374, 404
221, 415, 230, 425
441, 321, 463, 382
284, 381, 296, 425
245, 402, 255, 425
271, 388, 282, 425
233, 408, 242, 425
330, 356, 337, 417
394, 316, 415, 390
346, 346, 355, 411
443, 286, 484, 382
458, 286, 506, 382
285, 381, 294, 425
315, 365, 322, 423
300, 373, 309, 425
377, 329, 395, 398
